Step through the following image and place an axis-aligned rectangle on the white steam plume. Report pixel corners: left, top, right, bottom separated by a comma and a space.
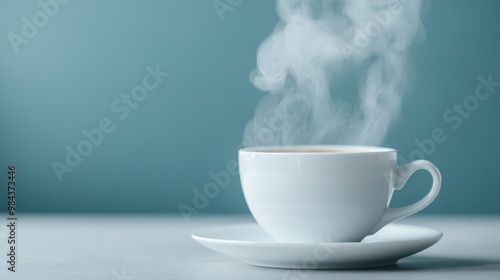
243, 0, 424, 147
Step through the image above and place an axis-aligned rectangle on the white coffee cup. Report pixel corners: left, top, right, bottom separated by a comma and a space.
239, 145, 441, 243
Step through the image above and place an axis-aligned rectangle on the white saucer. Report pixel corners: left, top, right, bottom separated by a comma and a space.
192, 223, 442, 269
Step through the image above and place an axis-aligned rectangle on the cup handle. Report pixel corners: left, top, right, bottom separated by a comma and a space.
369, 160, 442, 235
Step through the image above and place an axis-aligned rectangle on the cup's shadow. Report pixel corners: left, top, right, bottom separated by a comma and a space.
369, 255, 500, 272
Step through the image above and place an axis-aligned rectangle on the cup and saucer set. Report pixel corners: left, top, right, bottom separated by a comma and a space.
192, 146, 442, 269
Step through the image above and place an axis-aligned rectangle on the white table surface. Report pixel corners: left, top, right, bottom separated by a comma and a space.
0, 214, 499, 280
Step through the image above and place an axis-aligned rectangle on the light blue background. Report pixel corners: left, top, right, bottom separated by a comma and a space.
1, 0, 499, 214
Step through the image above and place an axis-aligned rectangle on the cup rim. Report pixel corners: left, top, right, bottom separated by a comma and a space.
239, 145, 395, 154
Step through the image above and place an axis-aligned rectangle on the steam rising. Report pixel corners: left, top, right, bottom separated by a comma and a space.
243, 0, 424, 147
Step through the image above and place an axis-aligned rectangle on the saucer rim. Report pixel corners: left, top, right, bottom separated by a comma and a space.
191, 223, 443, 246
